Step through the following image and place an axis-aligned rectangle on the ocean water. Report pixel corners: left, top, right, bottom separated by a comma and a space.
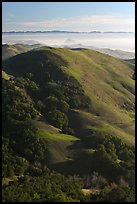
2, 32, 135, 52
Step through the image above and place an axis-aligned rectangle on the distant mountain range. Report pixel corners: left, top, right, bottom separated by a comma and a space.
2, 30, 134, 34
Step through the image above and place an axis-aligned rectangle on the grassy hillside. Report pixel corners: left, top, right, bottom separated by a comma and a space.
3, 47, 134, 144
2, 43, 42, 61
53, 48, 135, 143
33, 120, 79, 165
2, 44, 30, 60
2, 47, 135, 201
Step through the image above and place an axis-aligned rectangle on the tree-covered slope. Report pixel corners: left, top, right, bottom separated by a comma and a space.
3, 47, 135, 144
2, 47, 135, 202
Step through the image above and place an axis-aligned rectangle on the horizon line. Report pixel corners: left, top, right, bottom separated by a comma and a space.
2, 30, 134, 33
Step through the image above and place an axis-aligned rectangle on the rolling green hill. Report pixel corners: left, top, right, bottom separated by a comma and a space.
3, 47, 135, 145
2, 47, 135, 201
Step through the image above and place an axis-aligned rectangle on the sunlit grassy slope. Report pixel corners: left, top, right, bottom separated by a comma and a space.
3, 47, 135, 145
35, 47, 135, 144
31, 120, 79, 165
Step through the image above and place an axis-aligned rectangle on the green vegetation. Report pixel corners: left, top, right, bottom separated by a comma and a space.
2, 170, 84, 202
2, 47, 135, 202
38, 130, 78, 141
90, 185, 135, 202
2, 71, 11, 80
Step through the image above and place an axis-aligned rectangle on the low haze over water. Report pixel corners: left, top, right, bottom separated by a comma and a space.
2, 32, 135, 52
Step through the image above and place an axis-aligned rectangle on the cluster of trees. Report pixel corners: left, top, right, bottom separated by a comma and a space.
2, 79, 40, 121
90, 185, 135, 202
2, 116, 48, 178
3, 170, 85, 202
77, 129, 135, 186
2, 137, 29, 177
12, 71, 91, 134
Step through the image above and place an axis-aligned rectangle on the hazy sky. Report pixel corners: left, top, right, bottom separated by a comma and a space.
2, 2, 135, 32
